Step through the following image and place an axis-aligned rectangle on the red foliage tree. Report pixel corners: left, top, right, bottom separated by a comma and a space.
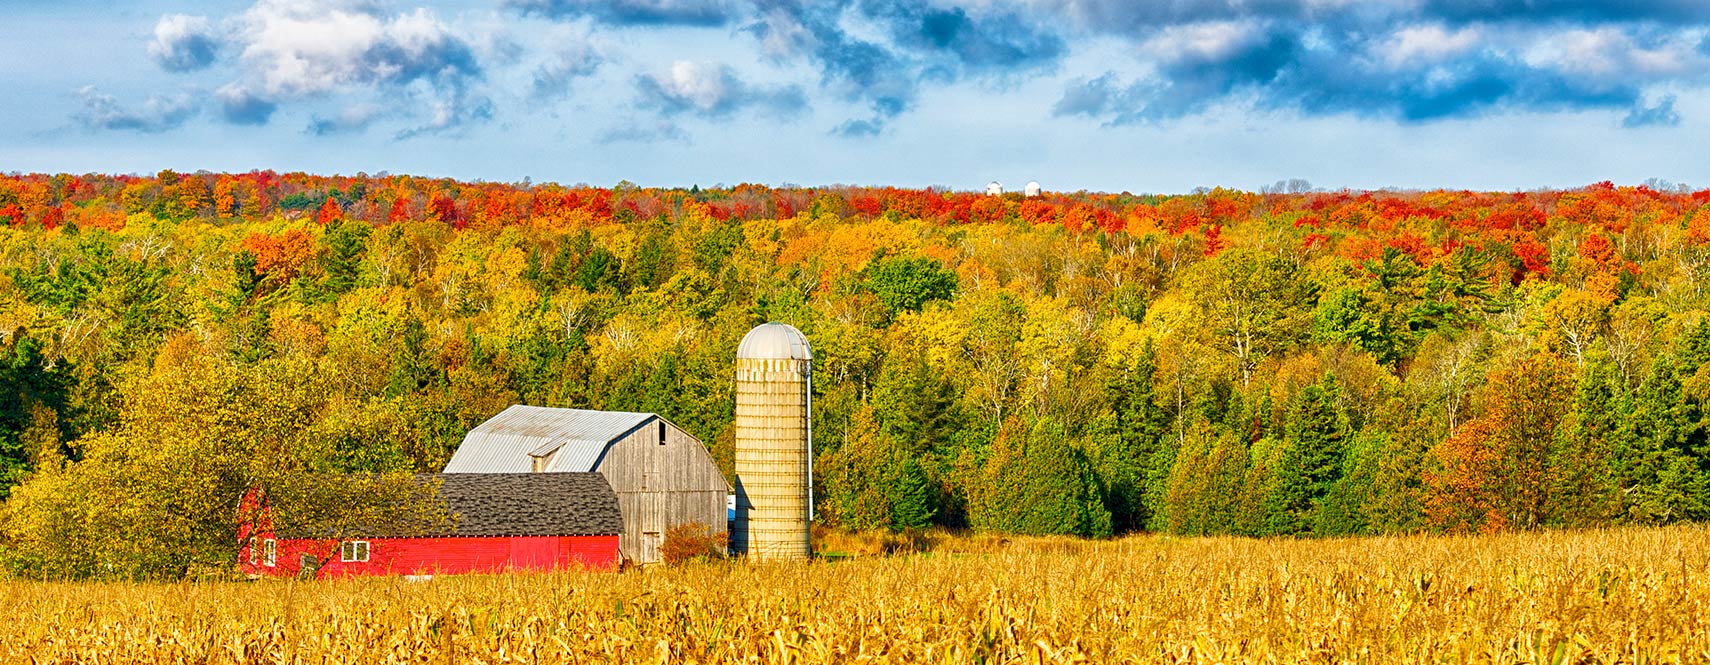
0, 204, 23, 228
1202, 224, 1227, 256
316, 198, 343, 225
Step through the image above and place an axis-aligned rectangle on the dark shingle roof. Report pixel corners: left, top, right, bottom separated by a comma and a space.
430, 472, 622, 537
272, 473, 623, 539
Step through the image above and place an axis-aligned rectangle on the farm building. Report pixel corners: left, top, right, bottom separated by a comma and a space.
732, 322, 814, 561
443, 406, 730, 564
239, 473, 623, 579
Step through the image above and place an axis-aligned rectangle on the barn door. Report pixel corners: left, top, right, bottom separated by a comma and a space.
642, 531, 662, 563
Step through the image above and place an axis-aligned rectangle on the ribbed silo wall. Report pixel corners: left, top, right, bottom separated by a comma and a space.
732, 356, 811, 561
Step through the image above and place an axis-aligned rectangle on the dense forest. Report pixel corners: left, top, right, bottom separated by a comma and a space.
2, 170, 1709, 578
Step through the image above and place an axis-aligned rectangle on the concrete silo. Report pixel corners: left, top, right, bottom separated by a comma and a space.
731, 323, 813, 560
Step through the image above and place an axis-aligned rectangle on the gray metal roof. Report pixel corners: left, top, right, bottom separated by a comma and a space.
442, 405, 656, 474
737, 322, 813, 360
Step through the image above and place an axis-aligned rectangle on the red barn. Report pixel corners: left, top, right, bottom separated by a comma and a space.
239, 473, 623, 579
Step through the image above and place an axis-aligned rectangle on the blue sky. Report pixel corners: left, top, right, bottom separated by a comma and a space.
4, 0, 1709, 192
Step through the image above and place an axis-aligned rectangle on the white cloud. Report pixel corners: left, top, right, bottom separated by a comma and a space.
1380, 24, 1481, 68
73, 86, 199, 132
308, 103, 388, 135
137, 0, 493, 135
652, 60, 735, 112
1525, 28, 1698, 80
148, 14, 221, 72
216, 84, 277, 125
531, 43, 603, 99
1141, 21, 1263, 63
240, 8, 382, 96
751, 6, 814, 60
636, 60, 807, 119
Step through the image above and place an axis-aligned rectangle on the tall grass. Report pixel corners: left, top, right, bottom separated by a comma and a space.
4, 526, 1708, 663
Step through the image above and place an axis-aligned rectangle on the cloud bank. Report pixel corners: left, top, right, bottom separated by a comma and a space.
73, 87, 198, 133
81, 0, 1710, 139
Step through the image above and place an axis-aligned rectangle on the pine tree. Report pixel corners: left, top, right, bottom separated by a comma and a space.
821, 405, 939, 531
1265, 376, 1347, 535
971, 418, 1111, 537
1547, 351, 1621, 527
1612, 353, 1710, 523
1097, 343, 1170, 532
316, 218, 370, 300
1160, 423, 1249, 536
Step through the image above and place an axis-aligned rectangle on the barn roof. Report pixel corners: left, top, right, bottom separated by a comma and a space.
443, 405, 657, 473
270, 473, 623, 538
432, 473, 622, 537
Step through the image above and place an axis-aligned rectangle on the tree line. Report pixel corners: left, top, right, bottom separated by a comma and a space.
2, 172, 1709, 578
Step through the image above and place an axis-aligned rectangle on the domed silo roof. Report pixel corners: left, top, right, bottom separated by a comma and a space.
736, 323, 813, 360
1024, 181, 1041, 197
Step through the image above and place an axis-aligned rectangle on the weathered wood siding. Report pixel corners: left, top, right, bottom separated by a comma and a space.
596, 419, 730, 564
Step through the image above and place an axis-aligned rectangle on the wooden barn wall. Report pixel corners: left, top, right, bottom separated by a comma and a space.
599, 420, 731, 563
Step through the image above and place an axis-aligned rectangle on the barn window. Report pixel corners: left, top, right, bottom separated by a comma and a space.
248, 537, 258, 565
263, 539, 277, 567
341, 540, 370, 563
659, 421, 666, 445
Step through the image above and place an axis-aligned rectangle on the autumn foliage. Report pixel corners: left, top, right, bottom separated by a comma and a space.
658, 522, 727, 565
4, 171, 1710, 580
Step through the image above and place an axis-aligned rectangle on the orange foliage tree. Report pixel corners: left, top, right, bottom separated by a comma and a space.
241, 229, 317, 281
1425, 354, 1575, 533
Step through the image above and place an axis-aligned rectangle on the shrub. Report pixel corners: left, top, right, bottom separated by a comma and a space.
660, 522, 726, 565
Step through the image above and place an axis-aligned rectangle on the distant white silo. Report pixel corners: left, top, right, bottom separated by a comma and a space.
1024, 181, 1041, 197
987, 181, 1003, 196
732, 323, 812, 561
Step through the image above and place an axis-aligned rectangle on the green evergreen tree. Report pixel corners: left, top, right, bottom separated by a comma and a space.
1265, 376, 1348, 535
1160, 424, 1248, 536
1547, 350, 1622, 527
820, 405, 938, 531
0, 333, 71, 499
971, 418, 1112, 537
1612, 353, 1710, 523
383, 314, 443, 398
627, 225, 675, 290
1096, 343, 1170, 532
1314, 430, 1385, 536
306, 219, 371, 302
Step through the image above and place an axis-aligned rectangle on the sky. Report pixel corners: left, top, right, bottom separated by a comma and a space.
3, 0, 1710, 193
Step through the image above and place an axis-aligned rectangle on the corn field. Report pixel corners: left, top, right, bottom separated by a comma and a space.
4, 526, 1709, 664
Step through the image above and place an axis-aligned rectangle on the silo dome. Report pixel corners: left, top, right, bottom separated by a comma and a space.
1025, 181, 1041, 197
736, 322, 813, 360
986, 181, 1004, 196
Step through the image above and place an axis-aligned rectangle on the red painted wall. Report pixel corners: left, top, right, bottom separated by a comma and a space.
236, 488, 619, 578
239, 534, 619, 578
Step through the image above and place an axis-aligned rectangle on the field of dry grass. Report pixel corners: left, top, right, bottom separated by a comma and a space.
4, 526, 1708, 663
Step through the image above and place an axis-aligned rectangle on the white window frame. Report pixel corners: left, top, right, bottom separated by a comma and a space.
263, 539, 277, 567
248, 537, 258, 565
341, 540, 370, 563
